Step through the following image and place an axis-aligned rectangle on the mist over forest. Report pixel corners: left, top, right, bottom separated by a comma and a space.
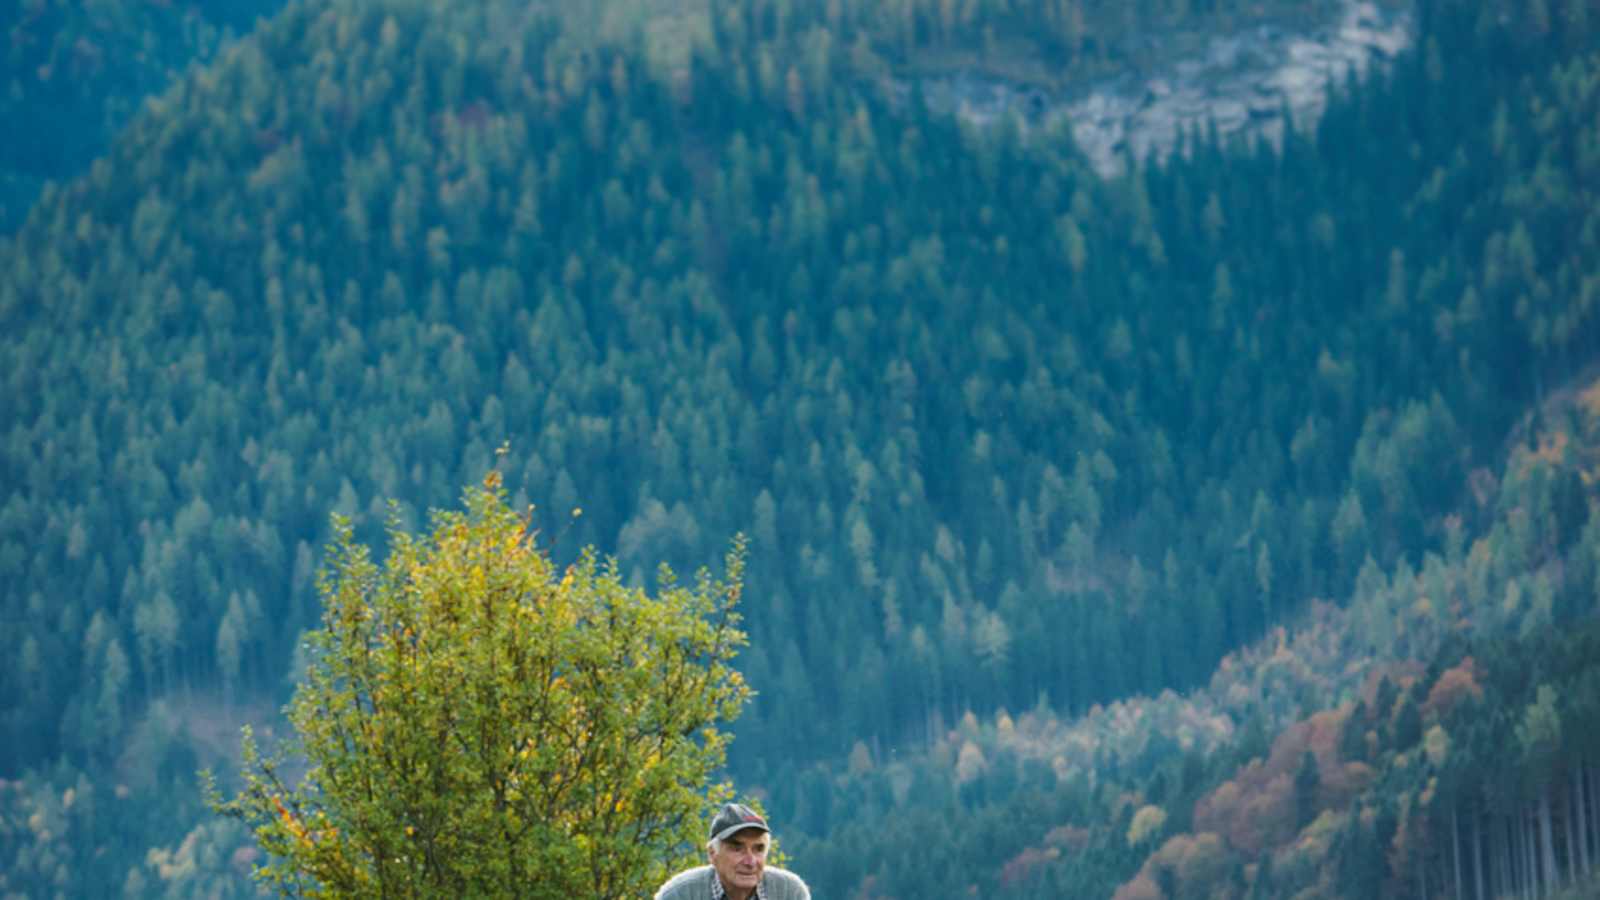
4, 0, 1600, 896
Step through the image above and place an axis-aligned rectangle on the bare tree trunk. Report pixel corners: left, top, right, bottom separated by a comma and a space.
1452, 801, 1463, 900
1584, 763, 1596, 877
1472, 807, 1485, 900
1566, 773, 1580, 885
1524, 805, 1537, 900
1580, 755, 1593, 871
1452, 797, 1465, 896
1574, 768, 1587, 879
1513, 812, 1523, 900
1515, 811, 1527, 900
1503, 813, 1515, 900
1540, 786, 1559, 894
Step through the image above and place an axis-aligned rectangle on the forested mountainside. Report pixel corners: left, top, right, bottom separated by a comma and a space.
0, 0, 1336, 234
0, 0, 286, 232
2, 0, 1599, 895
788, 376, 1600, 897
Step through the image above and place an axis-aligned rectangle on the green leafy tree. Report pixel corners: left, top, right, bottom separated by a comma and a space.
210, 473, 750, 898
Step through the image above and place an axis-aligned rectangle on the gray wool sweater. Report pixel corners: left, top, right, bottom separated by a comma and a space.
652, 865, 811, 900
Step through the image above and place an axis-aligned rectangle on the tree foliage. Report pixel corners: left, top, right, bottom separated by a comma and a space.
209, 473, 750, 898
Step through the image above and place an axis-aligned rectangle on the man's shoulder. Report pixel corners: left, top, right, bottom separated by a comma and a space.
654, 866, 714, 899
653, 864, 810, 900
762, 866, 811, 899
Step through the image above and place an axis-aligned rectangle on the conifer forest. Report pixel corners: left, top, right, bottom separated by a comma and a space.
5, 0, 1600, 895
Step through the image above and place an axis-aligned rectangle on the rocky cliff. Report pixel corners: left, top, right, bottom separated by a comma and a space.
893, 0, 1413, 177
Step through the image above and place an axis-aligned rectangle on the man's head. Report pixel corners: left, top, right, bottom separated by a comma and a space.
706, 803, 770, 896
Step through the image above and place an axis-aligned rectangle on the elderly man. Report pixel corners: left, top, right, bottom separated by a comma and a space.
653, 803, 811, 900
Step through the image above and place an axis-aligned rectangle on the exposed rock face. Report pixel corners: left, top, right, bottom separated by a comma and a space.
894, 0, 1413, 177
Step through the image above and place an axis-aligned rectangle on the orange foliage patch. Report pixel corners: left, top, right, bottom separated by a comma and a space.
1110, 872, 1164, 900
1000, 845, 1059, 888
1422, 657, 1483, 720
1157, 832, 1230, 882
1326, 761, 1376, 801
1192, 702, 1378, 855
1193, 767, 1296, 855
1115, 832, 1235, 900
1271, 708, 1346, 774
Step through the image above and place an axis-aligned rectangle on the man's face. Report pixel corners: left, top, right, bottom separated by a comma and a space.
709, 828, 768, 894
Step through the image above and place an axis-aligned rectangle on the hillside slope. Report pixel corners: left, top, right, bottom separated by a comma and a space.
1, 0, 1598, 895
0, 0, 286, 231
782, 361, 1600, 897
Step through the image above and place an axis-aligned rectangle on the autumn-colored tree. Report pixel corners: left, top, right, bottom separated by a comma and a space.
209, 473, 750, 898
1113, 832, 1234, 900
1421, 656, 1484, 720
